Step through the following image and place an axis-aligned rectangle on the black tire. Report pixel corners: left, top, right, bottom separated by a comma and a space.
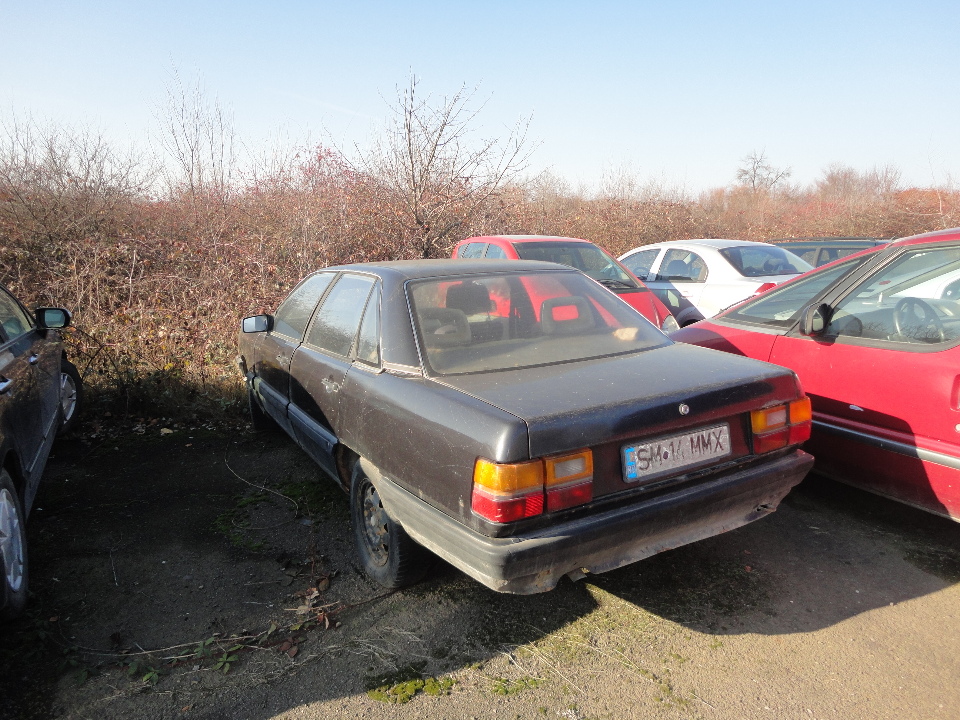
248, 387, 279, 432
350, 461, 430, 589
0, 469, 29, 620
58, 358, 83, 435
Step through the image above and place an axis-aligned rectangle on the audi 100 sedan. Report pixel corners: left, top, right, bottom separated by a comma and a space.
671, 228, 960, 521
238, 259, 814, 593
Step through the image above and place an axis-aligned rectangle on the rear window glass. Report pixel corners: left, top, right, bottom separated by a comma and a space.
408, 270, 669, 375
719, 246, 812, 277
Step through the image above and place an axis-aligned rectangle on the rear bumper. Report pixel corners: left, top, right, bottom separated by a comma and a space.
369, 449, 813, 594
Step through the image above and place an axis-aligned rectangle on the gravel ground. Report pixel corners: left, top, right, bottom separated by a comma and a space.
1, 427, 958, 720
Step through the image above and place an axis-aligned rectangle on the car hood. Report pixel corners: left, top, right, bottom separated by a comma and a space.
433, 343, 798, 457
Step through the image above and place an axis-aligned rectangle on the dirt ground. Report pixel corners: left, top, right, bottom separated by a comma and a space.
2, 425, 959, 720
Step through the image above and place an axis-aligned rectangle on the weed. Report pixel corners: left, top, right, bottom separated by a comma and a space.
492, 676, 541, 695
364, 663, 454, 703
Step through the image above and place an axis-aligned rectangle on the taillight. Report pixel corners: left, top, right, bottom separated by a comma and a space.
753, 282, 778, 296
472, 450, 594, 523
751, 397, 812, 453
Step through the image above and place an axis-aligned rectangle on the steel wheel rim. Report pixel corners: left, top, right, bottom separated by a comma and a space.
0, 488, 24, 592
360, 482, 390, 567
60, 370, 78, 425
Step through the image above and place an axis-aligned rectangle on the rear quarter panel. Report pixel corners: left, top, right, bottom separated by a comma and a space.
335, 367, 529, 533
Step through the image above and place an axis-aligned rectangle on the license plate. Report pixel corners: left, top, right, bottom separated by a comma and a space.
623, 424, 731, 482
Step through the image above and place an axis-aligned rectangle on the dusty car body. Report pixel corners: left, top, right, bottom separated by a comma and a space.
671, 228, 960, 521
238, 259, 813, 593
1, 284, 80, 619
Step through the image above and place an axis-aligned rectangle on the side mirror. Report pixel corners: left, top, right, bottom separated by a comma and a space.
242, 314, 273, 333
799, 303, 831, 336
36, 307, 71, 329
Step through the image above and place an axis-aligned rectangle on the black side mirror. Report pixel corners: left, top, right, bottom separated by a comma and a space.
36, 307, 71, 329
799, 303, 831, 336
242, 314, 273, 333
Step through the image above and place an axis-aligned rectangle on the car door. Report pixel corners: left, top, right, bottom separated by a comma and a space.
767, 243, 960, 517
253, 272, 336, 435
645, 248, 708, 324
0, 288, 55, 491
287, 273, 377, 478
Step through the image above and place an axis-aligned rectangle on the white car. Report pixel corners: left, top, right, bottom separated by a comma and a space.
618, 239, 813, 326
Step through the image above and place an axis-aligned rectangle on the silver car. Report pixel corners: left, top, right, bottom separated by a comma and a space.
619, 239, 812, 326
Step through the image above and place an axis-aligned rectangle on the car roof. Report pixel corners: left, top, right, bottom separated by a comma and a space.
635, 238, 777, 251
462, 235, 592, 244
888, 227, 960, 248
319, 258, 576, 282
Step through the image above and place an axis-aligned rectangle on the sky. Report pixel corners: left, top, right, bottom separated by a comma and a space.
2, 0, 959, 194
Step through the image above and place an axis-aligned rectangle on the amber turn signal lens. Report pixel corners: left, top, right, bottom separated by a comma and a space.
473, 457, 544, 493
789, 397, 812, 424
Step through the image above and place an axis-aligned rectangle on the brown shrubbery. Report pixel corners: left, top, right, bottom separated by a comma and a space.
1, 108, 958, 421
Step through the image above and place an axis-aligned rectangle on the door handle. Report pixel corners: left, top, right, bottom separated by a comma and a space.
28, 354, 39, 365
0, 378, 11, 393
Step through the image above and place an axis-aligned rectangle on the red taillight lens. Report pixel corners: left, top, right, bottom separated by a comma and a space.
751, 397, 813, 454
753, 282, 778, 296
471, 486, 544, 523
472, 451, 593, 522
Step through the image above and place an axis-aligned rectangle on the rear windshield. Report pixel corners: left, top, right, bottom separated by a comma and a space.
408, 270, 669, 375
719, 246, 812, 277
512, 241, 642, 290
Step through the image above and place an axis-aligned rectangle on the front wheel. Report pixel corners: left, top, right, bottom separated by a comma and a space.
350, 462, 430, 589
0, 469, 29, 620
58, 359, 83, 435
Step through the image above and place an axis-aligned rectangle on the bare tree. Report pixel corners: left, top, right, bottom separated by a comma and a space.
358, 75, 536, 258
736, 150, 791, 192
0, 114, 152, 245
156, 71, 237, 238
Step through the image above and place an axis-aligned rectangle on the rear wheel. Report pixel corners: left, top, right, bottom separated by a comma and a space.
350, 461, 430, 589
58, 359, 83, 435
0, 469, 28, 620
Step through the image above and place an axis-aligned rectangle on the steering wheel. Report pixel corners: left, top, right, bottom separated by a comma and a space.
893, 297, 945, 342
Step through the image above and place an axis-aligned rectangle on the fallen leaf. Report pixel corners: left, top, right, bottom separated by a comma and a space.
160, 428, 174, 435
286, 645, 298, 658
278, 640, 292, 653
745, 566, 753, 572
316, 575, 330, 592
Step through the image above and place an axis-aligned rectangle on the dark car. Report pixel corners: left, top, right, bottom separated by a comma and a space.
772, 237, 891, 267
1, 284, 81, 619
238, 259, 813, 593
452, 235, 680, 332
671, 228, 960, 521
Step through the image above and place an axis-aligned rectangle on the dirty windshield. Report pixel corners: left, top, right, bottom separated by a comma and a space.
408, 270, 669, 375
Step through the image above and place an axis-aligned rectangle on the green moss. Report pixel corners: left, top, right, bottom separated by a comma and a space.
365, 663, 453, 703
492, 676, 542, 695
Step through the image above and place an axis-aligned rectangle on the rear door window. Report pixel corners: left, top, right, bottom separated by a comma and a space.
0, 287, 33, 342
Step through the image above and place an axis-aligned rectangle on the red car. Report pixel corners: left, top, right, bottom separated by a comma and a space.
453, 235, 680, 332
671, 227, 960, 521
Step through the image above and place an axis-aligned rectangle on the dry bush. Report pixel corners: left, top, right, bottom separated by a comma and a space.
2, 108, 959, 422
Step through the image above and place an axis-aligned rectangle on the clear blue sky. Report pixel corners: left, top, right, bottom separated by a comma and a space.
2, 0, 958, 193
